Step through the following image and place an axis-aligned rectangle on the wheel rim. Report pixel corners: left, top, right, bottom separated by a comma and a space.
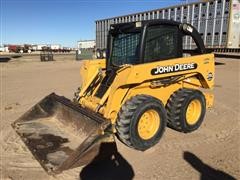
186, 99, 202, 125
137, 109, 160, 140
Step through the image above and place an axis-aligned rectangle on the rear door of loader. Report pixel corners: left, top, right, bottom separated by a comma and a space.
12, 93, 113, 174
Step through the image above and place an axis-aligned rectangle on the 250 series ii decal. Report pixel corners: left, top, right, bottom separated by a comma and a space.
151, 63, 198, 75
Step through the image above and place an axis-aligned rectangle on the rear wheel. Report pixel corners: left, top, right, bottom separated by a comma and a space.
166, 88, 206, 133
116, 95, 167, 151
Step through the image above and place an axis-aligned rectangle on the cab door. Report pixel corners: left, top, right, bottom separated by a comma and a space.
143, 25, 183, 63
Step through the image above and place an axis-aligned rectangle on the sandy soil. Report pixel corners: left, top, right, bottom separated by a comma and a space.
0, 55, 239, 180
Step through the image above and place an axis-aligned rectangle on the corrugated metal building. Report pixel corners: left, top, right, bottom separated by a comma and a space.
96, 0, 240, 50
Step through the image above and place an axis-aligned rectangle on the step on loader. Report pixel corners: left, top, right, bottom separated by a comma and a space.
12, 20, 214, 174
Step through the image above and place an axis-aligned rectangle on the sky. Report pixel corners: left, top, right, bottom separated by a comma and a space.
0, 0, 192, 47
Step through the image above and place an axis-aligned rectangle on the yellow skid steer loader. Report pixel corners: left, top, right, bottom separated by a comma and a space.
12, 20, 214, 174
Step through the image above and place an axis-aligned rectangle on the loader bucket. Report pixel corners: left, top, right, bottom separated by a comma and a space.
12, 93, 114, 174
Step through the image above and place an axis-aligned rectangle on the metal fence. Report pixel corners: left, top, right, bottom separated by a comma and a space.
96, 0, 240, 50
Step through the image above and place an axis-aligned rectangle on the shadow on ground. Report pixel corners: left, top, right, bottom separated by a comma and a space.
184, 151, 236, 180
0, 57, 11, 63
11, 55, 22, 58
80, 142, 134, 180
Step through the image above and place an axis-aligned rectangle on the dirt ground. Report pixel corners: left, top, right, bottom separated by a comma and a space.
0, 55, 239, 180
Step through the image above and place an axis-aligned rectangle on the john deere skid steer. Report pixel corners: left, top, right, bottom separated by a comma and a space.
12, 20, 214, 174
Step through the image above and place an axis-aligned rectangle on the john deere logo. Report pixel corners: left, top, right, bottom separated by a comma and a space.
151, 63, 197, 75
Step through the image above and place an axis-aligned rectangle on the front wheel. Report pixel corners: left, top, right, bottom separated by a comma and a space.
116, 95, 167, 151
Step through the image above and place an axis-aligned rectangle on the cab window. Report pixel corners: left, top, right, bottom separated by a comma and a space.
144, 25, 182, 62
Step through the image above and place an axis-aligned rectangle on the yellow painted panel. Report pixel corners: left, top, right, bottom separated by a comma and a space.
78, 54, 215, 125
80, 59, 106, 87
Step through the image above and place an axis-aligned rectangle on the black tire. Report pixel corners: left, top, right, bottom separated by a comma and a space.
96, 49, 102, 59
116, 95, 167, 151
166, 88, 206, 133
102, 49, 106, 58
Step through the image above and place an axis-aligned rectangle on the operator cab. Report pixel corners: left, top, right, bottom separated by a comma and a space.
107, 20, 206, 69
